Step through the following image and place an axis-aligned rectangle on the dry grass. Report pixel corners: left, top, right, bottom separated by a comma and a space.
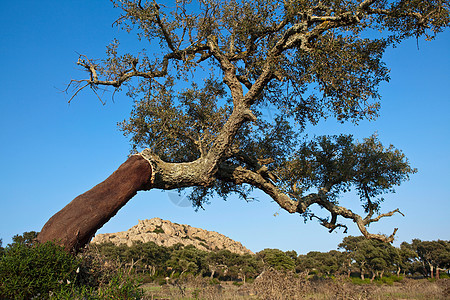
140, 271, 450, 300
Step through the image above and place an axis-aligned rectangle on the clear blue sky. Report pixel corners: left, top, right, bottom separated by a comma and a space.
0, 1, 449, 254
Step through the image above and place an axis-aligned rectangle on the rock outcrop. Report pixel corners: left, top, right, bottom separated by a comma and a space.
91, 218, 253, 255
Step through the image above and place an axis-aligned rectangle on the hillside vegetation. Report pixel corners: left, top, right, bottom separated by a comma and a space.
1, 227, 449, 299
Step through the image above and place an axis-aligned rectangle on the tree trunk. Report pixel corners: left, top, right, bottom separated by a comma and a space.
37, 155, 152, 253
370, 271, 376, 283
429, 263, 434, 279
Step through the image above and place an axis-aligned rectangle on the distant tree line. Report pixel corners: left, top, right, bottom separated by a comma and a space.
1, 232, 449, 286
84, 236, 450, 282
303, 237, 450, 281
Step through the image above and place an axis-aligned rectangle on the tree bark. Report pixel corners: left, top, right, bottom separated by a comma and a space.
37, 155, 152, 253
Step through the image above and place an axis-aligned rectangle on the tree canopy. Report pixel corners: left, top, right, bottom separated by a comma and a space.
54, 0, 449, 249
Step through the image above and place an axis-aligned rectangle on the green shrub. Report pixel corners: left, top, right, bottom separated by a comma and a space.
350, 277, 371, 285
199, 242, 209, 249
152, 226, 164, 234
377, 275, 403, 285
0, 238, 145, 299
0, 239, 4, 257
96, 269, 144, 299
193, 236, 207, 242
0, 241, 81, 299
350, 275, 403, 286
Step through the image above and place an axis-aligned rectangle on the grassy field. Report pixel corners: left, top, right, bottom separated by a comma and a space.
140, 272, 450, 300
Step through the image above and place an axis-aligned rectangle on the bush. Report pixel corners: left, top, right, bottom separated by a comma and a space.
0, 241, 81, 299
0, 238, 145, 299
95, 269, 144, 299
350, 275, 403, 285
377, 275, 403, 285
350, 277, 371, 285
0, 239, 4, 257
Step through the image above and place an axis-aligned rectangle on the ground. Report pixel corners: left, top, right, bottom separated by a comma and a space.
140, 275, 450, 299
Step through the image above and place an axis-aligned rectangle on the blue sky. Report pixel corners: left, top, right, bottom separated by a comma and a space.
0, 1, 449, 254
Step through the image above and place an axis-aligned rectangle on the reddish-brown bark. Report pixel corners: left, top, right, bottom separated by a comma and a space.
37, 155, 152, 253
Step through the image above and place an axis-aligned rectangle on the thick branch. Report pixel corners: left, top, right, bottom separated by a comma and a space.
217, 163, 401, 243
206, 36, 244, 103
37, 155, 153, 252
37, 150, 241, 252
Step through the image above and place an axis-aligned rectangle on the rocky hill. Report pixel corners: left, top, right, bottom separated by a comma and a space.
91, 218, 253, 255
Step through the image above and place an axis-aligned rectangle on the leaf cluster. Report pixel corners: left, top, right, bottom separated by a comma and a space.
280, 134, 416, 210
120, 77, 229, 162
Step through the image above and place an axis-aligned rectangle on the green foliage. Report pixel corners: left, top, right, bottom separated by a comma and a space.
339, 235, 399, 279
408, 239, 450, 277
90, 238, 449, 284
296, 250, 347, 277
257, 248, 295, 271
0, 232, 146, 299
350, 275, 403, 286
95, 269, 144, 299
3, 231, 446, 299
0, 239, 4, 257
94, 241, 262, 282
119, 78, 229, 163
61, 0, 450, 243
11, 231, 38, 247
152, 227, 165, 234
166, 244, 208, 276
281, 134, 416, 206
350, 276, 371, 285
193, 236, 207, 242
111, 0, 450, 130
377, 275, 403, 285
93, 240, 171, 275
338, 236, 450, 280
101, 0, 444, 216
4, 231, 444, 298
0, 241, 81, 299
285, 250, 298, 260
